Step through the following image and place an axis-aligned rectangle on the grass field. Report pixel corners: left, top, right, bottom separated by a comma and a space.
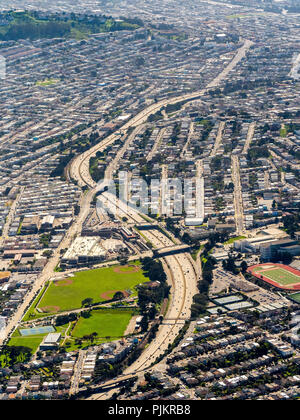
37, 263, 147, 314
8, 324, 69, 353
249, 263, 300, 290
280, 125, 288, 138
290, 292, 300, 303
62, 309, 135, 351
8, 307, 133, 354
22, 282, 51, 321
9, 335, 47, 354
253, 267, 300, 286
36, 78, 59, 86
224, 236, 246, 245
72, 309, 133, 339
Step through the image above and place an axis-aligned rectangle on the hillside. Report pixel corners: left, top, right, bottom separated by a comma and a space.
0, 10, 143, 41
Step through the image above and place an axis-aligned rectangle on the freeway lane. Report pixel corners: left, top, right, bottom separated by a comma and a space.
98, 192, 198, 374
71, 39, 254, 189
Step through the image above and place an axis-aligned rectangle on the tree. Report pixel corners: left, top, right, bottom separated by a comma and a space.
148, 304, 157, 320
241, 261, 248, 273
43, 250, 53, 258
89, 332, 98, 343
118, 256, 129, 265
81, 297, 93, 308
134, 56, 145, 67
223, 256, 238, 275
140, 315, 149, 332
113, 291, 125, 301
39, 233, 51, 248
56, 313, 77, 326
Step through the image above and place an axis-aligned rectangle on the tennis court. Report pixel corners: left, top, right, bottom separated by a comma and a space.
19, 326, 55, 336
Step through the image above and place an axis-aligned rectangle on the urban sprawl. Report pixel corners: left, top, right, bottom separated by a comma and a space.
0, 0, 299, 402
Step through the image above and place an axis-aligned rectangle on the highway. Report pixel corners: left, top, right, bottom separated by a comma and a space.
0, 38, 253, 379
70, 39, 254, 189
55, 39, 253, 370
84, 192, 198, 399
98, 192, 198, 371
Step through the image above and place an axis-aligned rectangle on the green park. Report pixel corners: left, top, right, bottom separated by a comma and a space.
36, 263, 147, 314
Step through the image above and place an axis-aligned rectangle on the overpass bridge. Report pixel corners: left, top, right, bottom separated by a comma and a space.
153, 244, 191, 257
135, 223, 158, 230
161, 319, 187, 325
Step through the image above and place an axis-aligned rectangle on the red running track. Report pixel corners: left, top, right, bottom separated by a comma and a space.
247, 263, 300, 291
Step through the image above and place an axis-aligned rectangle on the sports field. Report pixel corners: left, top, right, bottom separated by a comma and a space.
9, 335, 47, 353
72, 309, 133, 339
20, 326, 55, 336
61, 309, 135, 351
248, 263, 300, 290
8, 324, 69, 353
37, 263, 147, 313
